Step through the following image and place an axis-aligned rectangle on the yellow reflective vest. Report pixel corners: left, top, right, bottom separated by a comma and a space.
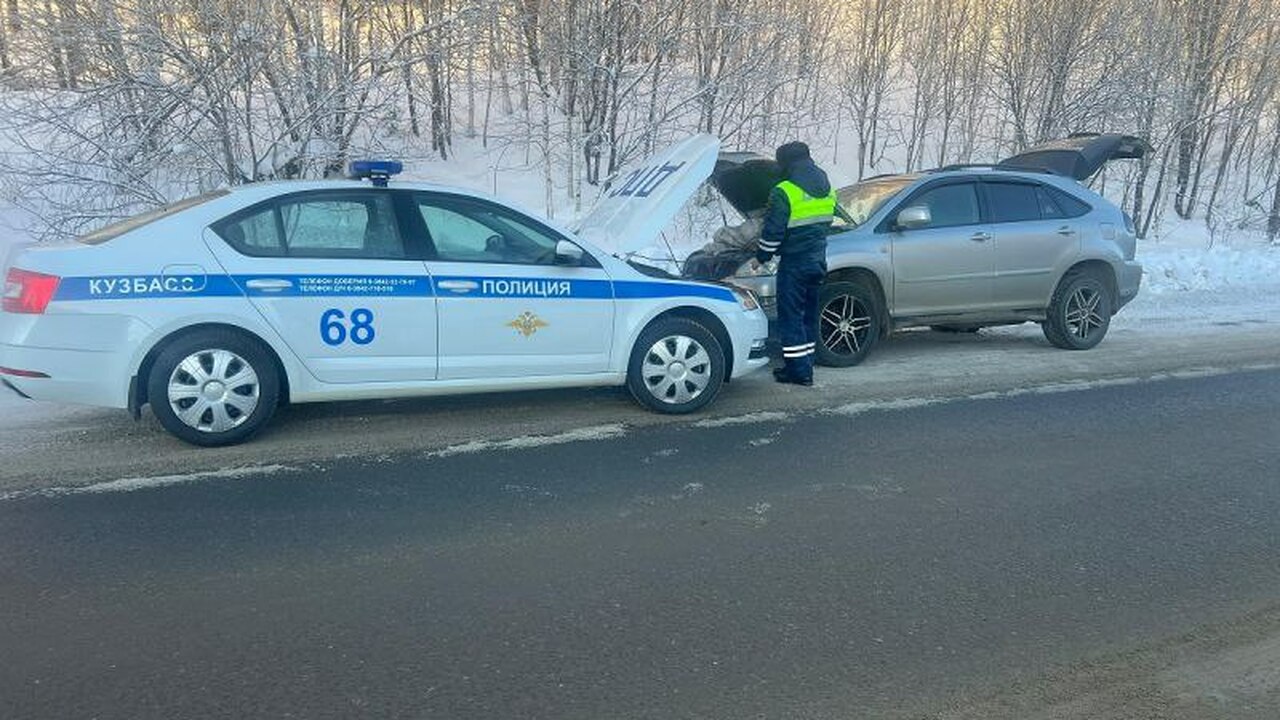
777, 180, 838, 228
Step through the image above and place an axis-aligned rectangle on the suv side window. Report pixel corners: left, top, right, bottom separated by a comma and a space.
215, 191, 407, 259
1045, 186, 1092, 218
904, 183, 980, 229
985, 182, 1042, 223
415, 194, 577, 266
1035, 186, 1065, 219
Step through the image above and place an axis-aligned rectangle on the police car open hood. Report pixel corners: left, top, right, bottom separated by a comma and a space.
573, 134, 720, 255
997, 133, 1150, 181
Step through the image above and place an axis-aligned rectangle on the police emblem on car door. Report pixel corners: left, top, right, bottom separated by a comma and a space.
507, 311, 549, 337
415, 192, 614, 380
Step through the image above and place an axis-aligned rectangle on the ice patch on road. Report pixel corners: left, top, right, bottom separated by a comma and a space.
693, 411, 789, 428
0, 464, 297, 500
425, 423, 628, 458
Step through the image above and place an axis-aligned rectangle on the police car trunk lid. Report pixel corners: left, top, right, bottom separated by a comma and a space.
573, 134, 721, 256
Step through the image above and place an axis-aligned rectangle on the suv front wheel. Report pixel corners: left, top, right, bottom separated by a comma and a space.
815, 280, 883, 367
1042, 270, 1114, 350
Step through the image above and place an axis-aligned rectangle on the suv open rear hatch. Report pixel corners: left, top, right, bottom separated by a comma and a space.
997, 133, 1151, 181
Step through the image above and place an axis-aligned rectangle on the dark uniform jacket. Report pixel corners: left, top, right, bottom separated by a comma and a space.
756, 158, 833, 264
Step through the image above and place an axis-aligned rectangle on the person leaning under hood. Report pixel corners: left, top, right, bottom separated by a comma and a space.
754, 141, 837, 386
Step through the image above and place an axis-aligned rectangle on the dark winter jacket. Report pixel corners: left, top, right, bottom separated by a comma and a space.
756, 157, 833, 264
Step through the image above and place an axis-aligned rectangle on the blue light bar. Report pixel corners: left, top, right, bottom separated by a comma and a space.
348, 160, 404, 187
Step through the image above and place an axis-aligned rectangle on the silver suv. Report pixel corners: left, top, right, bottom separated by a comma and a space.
700, 135, 1146, 366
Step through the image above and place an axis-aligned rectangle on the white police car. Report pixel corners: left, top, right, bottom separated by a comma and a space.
1, 135, 768, 446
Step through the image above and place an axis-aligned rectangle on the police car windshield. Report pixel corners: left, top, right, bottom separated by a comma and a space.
77, 190, 230, 245
836, 176, 918, 228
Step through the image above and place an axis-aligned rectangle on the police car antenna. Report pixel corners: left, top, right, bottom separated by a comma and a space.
348, 160, 404, 188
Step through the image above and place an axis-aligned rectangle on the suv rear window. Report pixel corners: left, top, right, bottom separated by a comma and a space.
1045, 186, 1092, 218
985, 181, 1093, 223
985, 182, 1041, 223
77, 190, 229, 245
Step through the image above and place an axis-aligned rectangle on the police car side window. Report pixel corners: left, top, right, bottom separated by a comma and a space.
417, 197, 561, 265
216, 193, 406, 259
280, 196, 405, 258
221, 205, 285, 255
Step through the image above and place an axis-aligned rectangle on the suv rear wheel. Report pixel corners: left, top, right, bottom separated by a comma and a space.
815, 280, 883, 367
1042, 270, 1113, 350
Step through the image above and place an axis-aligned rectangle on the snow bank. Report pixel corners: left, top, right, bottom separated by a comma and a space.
1138, 220, 1280, 295
1140, 244, 1280, 294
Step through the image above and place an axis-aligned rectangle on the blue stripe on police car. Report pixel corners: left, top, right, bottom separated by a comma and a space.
52, 273, 735, 304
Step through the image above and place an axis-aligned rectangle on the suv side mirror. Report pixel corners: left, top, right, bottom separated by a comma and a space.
896, 205, 932, 230
554, 239, 585, 265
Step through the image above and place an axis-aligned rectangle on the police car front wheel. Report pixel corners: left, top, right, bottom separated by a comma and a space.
146, 329, 281, 447
626, 317, 726, 414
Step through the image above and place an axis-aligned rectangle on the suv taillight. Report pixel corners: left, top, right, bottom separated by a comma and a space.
3, 268, 61, 314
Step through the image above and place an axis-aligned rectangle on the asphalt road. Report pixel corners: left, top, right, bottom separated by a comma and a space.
2, 314, 1278, 492
2, 367, 1279, 719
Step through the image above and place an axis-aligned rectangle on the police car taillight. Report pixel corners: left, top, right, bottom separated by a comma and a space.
3, 268, 61, 314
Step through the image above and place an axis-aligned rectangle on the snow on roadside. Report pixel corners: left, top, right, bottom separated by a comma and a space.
1139, 243, 1280, 294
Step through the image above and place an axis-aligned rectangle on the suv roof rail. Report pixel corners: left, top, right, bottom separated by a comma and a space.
931, 163, 1061, 176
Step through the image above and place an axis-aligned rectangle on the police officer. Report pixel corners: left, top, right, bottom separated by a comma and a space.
755, 141, 836, 386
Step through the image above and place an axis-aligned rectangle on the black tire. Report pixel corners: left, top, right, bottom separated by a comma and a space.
147, 328, 281, 446
814, 280, 884, 368
1042, 270, 1114, 350
930, 325, 981, 334
626, 316, 726, 414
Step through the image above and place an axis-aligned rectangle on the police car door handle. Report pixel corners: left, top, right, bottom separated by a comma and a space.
437, 280, 479, 293
969, 232, 991, 242
244, 278, 294, 292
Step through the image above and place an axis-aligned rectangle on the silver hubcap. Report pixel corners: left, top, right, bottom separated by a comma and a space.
642, 335, 713, 405
1065, 287, 1106, 339
820, 295, 873, 355
167, 349, 260, 433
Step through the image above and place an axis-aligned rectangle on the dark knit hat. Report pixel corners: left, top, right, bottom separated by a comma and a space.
775, 141, 811, 167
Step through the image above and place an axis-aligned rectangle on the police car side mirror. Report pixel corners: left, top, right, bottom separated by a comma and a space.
896, 205, 932, 230
554, 239, 585, 266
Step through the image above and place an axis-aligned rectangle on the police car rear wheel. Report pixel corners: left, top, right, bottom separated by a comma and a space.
627, 318, 725, 414
147, 330, 280, 446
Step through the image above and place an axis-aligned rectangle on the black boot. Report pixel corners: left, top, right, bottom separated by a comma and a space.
773, 367, 813, 386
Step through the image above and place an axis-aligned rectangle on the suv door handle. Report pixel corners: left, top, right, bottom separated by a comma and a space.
1057, 226, 1076, 236
969, 232, 991, 242
244, 278, 294, 292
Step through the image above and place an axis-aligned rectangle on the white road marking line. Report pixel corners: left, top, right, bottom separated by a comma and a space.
693, 411, 790, 428
0, 464, 298, 501
424, 423, 628, 458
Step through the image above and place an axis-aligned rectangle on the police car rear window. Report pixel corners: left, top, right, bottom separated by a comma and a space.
76, 190, 230, 245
